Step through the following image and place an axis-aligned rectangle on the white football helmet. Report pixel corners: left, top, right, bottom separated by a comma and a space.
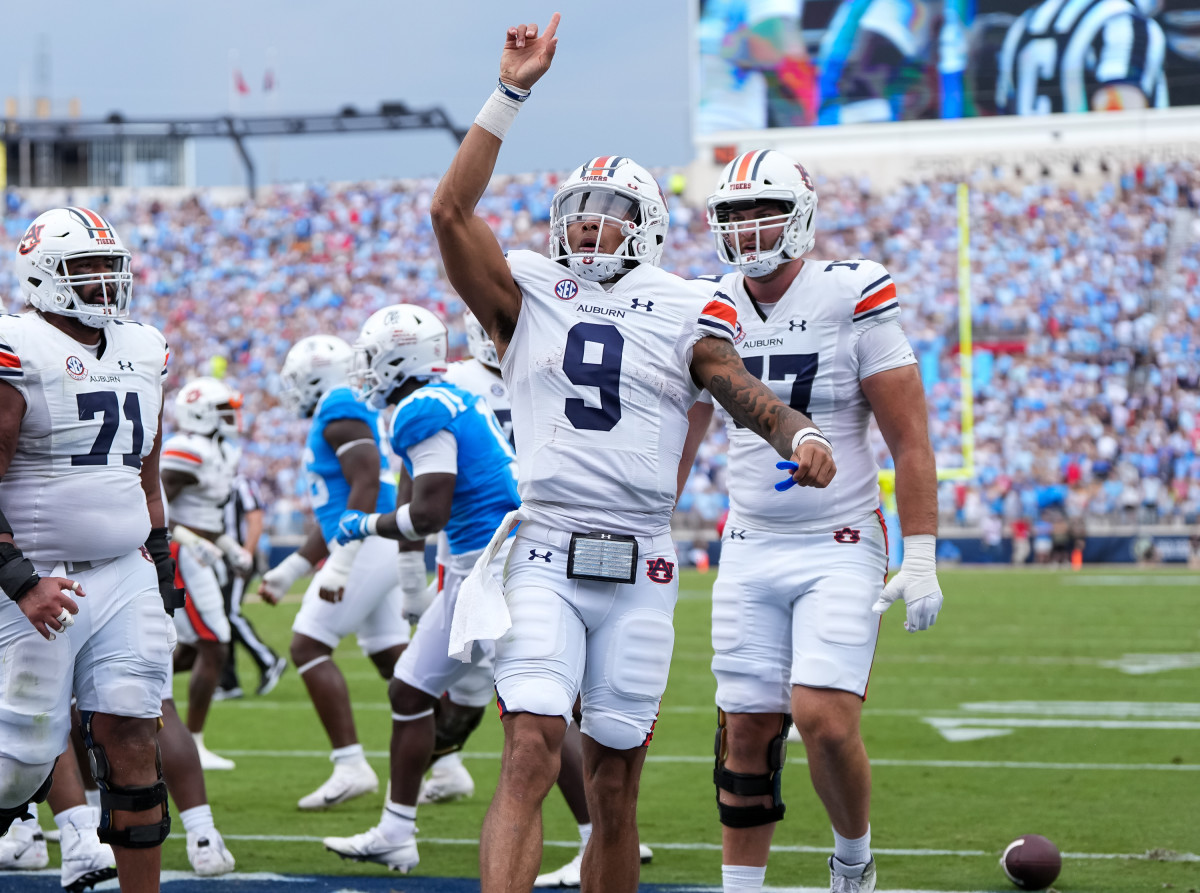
175, 377, 243, 438
463, 310, 499, 371
707, 149, 818, 278
353, 304, 448, 409
14, 207, 134, 327
549, 156, 669, 282
279, 335, 355, 418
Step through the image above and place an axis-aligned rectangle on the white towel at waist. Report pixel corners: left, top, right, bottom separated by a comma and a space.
448, 509, 523, 662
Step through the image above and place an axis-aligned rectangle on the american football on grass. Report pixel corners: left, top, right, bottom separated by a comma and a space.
1001, 834, 1062, 890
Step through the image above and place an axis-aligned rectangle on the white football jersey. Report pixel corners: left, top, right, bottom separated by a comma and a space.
696, 259, 916, 531
0, 312, 168, 562
503, 250, 736, 536
443, 357, 512, 444
160, 432, 240, 534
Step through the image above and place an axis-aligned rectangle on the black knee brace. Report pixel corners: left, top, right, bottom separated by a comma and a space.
713, 709, 789, 828
432, 699, 486, 759
0, 765, 54, 836
80, 711, 171, 848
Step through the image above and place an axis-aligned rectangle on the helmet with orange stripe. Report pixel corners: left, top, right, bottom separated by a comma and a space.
175, 377, 243, 438
706, 150, 818, 278
14, 207, 134, 327
549, 156, 669, 282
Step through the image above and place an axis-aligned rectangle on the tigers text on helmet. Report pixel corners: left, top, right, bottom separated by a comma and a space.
707, 150, 818, 278
549, 156, 669, 282
463, 310, 499, 371
279, 335, 355, 418
14, 207, 134, 327
175, 377, 243, 438
353, 304, 449, 409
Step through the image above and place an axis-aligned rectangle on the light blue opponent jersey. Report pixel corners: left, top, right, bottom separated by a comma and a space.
388, 382, 519, 555
304, 386, 396, 543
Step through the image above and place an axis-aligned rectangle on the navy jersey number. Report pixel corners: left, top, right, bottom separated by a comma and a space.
736, 353, 819, 426
72, 391, 145, 468
563, 322, 624, 431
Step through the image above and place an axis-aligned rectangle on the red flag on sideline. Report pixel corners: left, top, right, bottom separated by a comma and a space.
233, 69, 251, 95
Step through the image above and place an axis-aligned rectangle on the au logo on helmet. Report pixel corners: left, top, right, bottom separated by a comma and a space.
17, 224, 44, 256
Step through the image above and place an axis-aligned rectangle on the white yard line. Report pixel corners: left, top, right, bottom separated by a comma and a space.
215, 748, 1200, 771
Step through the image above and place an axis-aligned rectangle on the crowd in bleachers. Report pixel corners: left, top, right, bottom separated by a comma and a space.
2, 158, 1197, 541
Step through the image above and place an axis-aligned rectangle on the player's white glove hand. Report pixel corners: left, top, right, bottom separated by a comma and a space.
171, 526, 225, 568
872, 534, 943, 632
397, 552, 433, 624
258, 551, 313, 605
215, 534, 254, 574
313, 540, 363, 603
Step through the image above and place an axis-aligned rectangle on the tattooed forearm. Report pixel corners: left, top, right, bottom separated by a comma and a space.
698, 338, 814, 460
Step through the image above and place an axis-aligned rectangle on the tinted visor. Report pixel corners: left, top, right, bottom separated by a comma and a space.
558, 190, 640, 223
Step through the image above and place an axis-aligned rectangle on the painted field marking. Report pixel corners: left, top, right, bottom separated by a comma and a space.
925, 700, 1200, 740
216, 748, 1200, 772
1061, 575, 1200, 586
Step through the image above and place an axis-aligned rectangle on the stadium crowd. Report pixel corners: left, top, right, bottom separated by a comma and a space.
2, 158, 1197, 541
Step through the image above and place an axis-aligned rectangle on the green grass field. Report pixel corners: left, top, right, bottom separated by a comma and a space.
158, 567, 1199, 891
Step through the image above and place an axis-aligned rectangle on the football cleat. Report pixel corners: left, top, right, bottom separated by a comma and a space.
324, 826, 419, 872
534, 844, 653, 887
212, 686, 244, 701
0, 815, 49, 870
257, 656, 288, 696
60, 815, 117, 893
416, 758, 475, 804
194, 739, 236, 771
829, 856, 877, 893
186, 829, 236, 876
298, 759, 378, 810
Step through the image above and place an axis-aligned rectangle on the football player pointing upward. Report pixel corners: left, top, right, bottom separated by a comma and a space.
430, 15, 835, 893
683, 149, 943, 893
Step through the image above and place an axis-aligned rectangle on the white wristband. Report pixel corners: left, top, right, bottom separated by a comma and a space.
363, 513, 381, 536
792, 427, 832, 454
395, 504, 423, 542
170, 525, 203, 549
474, 81, 529, 141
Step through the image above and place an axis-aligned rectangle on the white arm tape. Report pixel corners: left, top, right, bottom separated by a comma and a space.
474, 81, 530, 141
395, 504, 423, 542
335, 438, 377, 457
792, 427, 833, 454
170, 525, 204, 549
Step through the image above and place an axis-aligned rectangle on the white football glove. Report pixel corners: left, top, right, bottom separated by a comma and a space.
171, 526, 225, 568
313, 540, 363, 601
259, 552, 313, 605
872, 534, 943, 632
397, 552, 433, 624
215, 534, 254, 574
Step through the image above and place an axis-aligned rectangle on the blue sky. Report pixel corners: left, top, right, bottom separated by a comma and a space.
3, 1, 694, 185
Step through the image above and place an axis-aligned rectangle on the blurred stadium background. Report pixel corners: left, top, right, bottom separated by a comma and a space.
2, 1, 1198, 891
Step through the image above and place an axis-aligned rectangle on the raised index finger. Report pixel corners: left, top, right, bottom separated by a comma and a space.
542, 12, 561, 42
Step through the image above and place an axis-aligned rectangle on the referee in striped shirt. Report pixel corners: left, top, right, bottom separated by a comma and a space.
995, 0, 1168, 115
216, 475, 287, 698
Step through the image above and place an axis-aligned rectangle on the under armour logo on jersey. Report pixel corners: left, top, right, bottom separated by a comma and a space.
727, 529, 746, 541
645, 557, 675, 584
529, 549, 553, 562
788, 319, 807, 332
833, 528, 861, 544
117, 360, 135, 371
630, 299, 654, 312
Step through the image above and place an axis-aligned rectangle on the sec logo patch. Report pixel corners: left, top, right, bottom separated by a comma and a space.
554, 279, 579, 301
65, 356, 87, 380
